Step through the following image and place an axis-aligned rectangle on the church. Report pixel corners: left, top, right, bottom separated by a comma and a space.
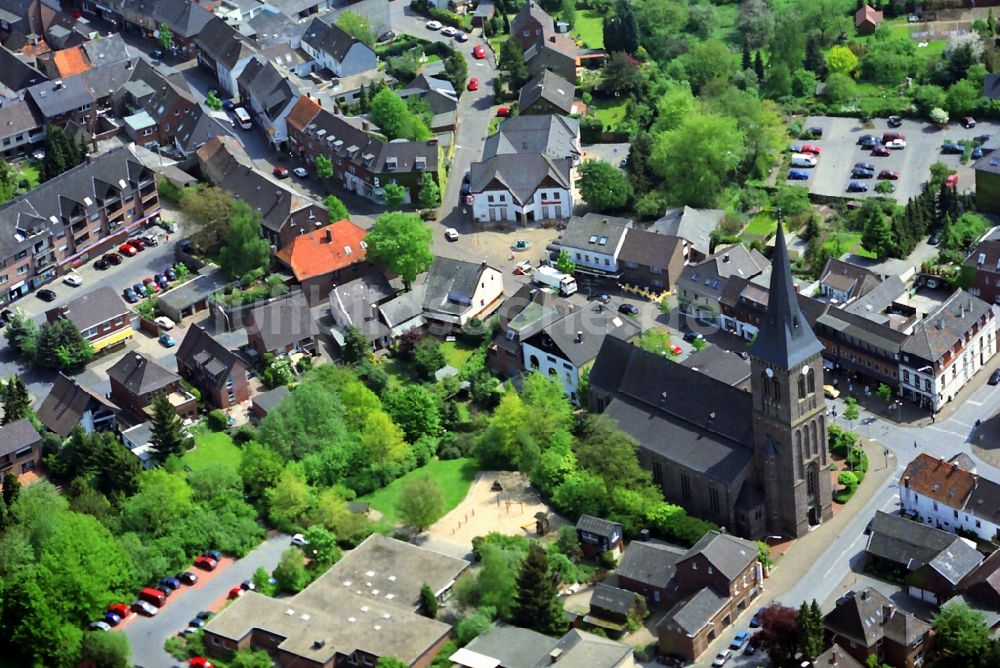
589, 223, 833, 539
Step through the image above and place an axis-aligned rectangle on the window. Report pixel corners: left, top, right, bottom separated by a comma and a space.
680, 473, 691, 499
652, 461, 663, 486
933, 501, 938, 511
709, 487, 720, 513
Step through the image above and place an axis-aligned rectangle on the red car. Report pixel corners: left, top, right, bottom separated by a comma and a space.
472, 45, 485, 59
871, 145, 890, 157
467, 77, 478, 91
190, 659, 214, 668
496, 106, 510, 117
130, 237, 146, 251
107, 603, 130, 618
118, 243, 137, 257
194, 556, 218, 571
228, 586, 243, 600
272, 165, 289, 179
878, 170, 899, 180
103, 252, 123, 265
801, 144, 821, 155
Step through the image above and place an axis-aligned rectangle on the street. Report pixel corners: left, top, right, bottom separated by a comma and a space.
124, 534, 290, 668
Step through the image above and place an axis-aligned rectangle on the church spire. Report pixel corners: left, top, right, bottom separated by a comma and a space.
748, 214, 824, 371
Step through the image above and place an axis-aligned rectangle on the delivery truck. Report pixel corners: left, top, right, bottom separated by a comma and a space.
534, 265, 578, 296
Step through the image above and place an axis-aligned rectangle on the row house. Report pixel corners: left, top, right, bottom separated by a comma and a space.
35, 33, 131, 79
679, 246, 769, 326
175, 323, 250, 409
286, 95, 442, 205
274, 219, 373, 305
900, 452, 1000, 543
0, 144, 159, 304
0, 98, 43, 158
555, 213, 631, 276
651, 206, 725, 265
90, 0, 214, 59
300, 17, 375, 77
114, 59, 198, 150
194, 16, 258, 97
236, 56, 299, 151
899, 289, 995, 413
45, 285, 133, 353
487, 283, 575, 379
814, 306, 908, 389
966, 238, 1000, 306
0, 418, 42, 476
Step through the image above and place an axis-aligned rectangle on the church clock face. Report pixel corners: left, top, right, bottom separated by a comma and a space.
765, 368, 774, 378
802, 366, 809, 375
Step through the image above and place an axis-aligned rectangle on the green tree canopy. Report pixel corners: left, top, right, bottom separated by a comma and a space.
395, 474, 445, 530
512, 543, 566, 636
578, 159, 632, 213
218, 200, 270, 279
384, 384, 441, 442
383, 182, 407, 208
335, 10, 375, 47
323, 194, 349, 221
369, 89, 431, 141
419, 172, 441, 209
150, 392, 189, 462
1, 376, 31, 424
650, 112, 745, 207
824, 45, 858, 75
315, 154, 333, 180
365, 212, 433, 285
34, 318, 93, 370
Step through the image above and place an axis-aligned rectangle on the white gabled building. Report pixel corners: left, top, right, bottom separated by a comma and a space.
470, 153, 572, 225
300, 17, 377, 77
899, 452, 1000, 542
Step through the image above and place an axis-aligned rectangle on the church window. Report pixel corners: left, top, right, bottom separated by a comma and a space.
709, 487, 720, 513
806, 467, 816, 496
760, 372, 771, 400
807, 368, 815, 393
798, 375, 806, 398
810, 422, 818, 456
681, 473, 691, 499
653, 461, 663, 486
772, 378, 780, 401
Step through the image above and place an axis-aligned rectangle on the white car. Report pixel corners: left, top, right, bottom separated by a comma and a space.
291, 533, 309, 547
441, 26, 457, 37
886, 138, 906, 149
711, 650, 731, 667
425, 20, 442, 30
293, 167, 308, 178
444, 228, 459, 241
154, 316, 176, 330
62, 273, 83, 287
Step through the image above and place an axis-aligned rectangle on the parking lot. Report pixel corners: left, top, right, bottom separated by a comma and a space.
784, 115, 995, 202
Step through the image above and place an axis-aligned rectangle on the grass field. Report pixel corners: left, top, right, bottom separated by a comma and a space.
573, 9, 604, 48
184, 431, 241, 470
743, 212, 777, 243
360, 457, 479, 528
591, 97, 628, 130
823, 231, 875, 259
441, 340, 475, 369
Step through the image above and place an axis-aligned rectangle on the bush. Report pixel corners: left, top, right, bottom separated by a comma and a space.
207, 409, 228, 432
232, 424, 256, 444
471, 532, 532, 561
837, 471, 858, 489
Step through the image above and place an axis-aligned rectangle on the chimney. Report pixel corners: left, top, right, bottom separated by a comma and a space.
548, 648, 562, 663
903, 476, 910, 488
549, 35, 556, 42
325, 228, 333, 243
575, 330, 583, 343
723, 253, 730, 263
275, 190, 282, 200
860, 590, 870, 600
134, 353, 143, 366
54, 79, 63, 90
361, 120, 370, 131
882, 604, 894, 623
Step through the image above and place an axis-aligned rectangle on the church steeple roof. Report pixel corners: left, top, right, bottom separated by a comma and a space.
749, 219, 824, 370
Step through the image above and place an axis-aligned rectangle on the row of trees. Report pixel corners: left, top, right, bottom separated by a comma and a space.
5, 313, 93, 371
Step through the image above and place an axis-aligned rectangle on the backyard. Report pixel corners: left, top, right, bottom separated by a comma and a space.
184, 431, 242, 471
360, 457, 479, 529
573, 9, 604, 49
590, 97, 628, 130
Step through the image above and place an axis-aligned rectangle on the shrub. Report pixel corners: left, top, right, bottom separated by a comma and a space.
207, 409, 228, 431
837, 471, 858, 489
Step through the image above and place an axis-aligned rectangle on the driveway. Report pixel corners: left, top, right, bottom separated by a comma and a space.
123, 533, 290, 668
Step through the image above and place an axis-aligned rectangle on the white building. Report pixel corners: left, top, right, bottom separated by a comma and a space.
470, 154, 572, 224
899, 452, 1000, 542
555, 213, 632, 275
301, 18, 377, 77
422, 257, 505, 328
899, 289, 996, 412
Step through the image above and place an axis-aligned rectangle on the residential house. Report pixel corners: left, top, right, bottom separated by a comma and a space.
274, 219, 372, 305
286, 96, 441, 205
36, 371, 118, 438
522, 299, 640, 402
196, 135, 327, 248
519, 69, 577, 115
0, 0, 61, 51
236, 56, 299, 150
470, 153, 572, 224
651, 206, 725, 264
328, 273, 398, 351
899, 289, 995, 412
421, 256, 504, 328
865, 510, 984, 605
378, 287, 426, 339
175, 323, 250, 409
616, 540, 687, 607
966, 239, 1000, 305
245, 293, 319, 357
0, 143, 159, 304
957, 550, 1000, 610
657, 531, 764, 662
108, 351, 197, 421
250, 385, 289, 420
0, 44, 46, 97
25, 75, 94, 129
396, 73, 458, 132
97, 0, 214, 58
0, 98, 43, 158
818, 258, 882, 305
203, 534, 468, 667
718, 275, 829, 344
0, 418, 41, 476
618, 229, 685, 292
587, 584, 644, 637
472, 0, 495, 28
855, 4, 884, 35
194, 17, 258, 96
120, 421, 157, 468
814, 645, 865, 668
487, 283, 575, 378
482, 114, 581, 164
263, 0, 331, 20
511, 1, 552, 50
555, 213, 632, 275
524, 35, 579, 83
114, 59, 200, 151
900, 452, 1000, 543
823, 588, 932, 668
212, 0, 266, 27
678, 246, 770, 326
300, 17, 376, 77
575, 514, 624, 557
975, 152, 1000, 214
35, 32, 130, 79
452, 626, 634, 668
44, 285, 132, 352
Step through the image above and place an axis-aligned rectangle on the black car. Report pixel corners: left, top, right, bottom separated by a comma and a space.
178, 571, 199, 586
36, 288, 56, 302
858, 134, 878, 148
0, 309, 13, 323
222, 99, 235, 111
204, 549, 222, 561
165, 267, 177, 281
887, 115, 903, 128
989, 370, 1000, 386
854, 162, 875, 171
377, 30, 396, 43
618, 303, 639, 316
851, 168, 874, 179
942, 143, 964, 155
683, 331, 704, 343
455, 32, 469, 42
151, 47, 163, 59
94, 257, 110, 270
804, 126, 823, 138
928, 231, 941, 245
189, 617, 206, 629
195, 610, 213, 620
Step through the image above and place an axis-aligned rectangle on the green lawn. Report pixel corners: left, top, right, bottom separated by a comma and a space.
743, 212, 777, 242
823, 231, 876, 259
591, 97, 628, 130
441, 340, 475, 369
360, 457, 479, 528
573, 9, 604, 49
18, 165, 39, 189
184, 431, 241, 471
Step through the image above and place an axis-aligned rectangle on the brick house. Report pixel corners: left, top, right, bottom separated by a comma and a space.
615, 540, 687, 607
175, 323, 250, 409
575, 515, 624, 557
511, 1, 552, 50
824, 588, 932, 668
108, 351, 198, 422
617, 229, 685, 293
274, 219, 373, 305
44, 286, 133, 353
0, 419, 42, 477
966, 239, 1000, 306
974, 153, 1000, 214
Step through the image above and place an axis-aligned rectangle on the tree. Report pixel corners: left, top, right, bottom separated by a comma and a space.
2, 470, 20, 507
78, 624, 130, 667
383, 182, 407, 208
302, 526, 341, 570
512, 543, 566, 636
359, 410, 408, 468
861, 205, 895, 259
205, 91, 223, 110
315, 154, 333, 180
158, 24, 172, 52
230, 649, 275, 668
877, 383, 893, 403
396, 474, 445, 530
34, 319, 93, 370
370, 88, 430, 141
738, 0, 774, 50
443, 49, 469, 96
685, 40, 737, 94
798, 599, 824, 659
341, 325, 370, 364
933, 602, 993, 664
499, 38, 529, 89
1, 376, 30, 424
420, 582, 439, 618
946, 79, 980, 116
412, 337, 446, 380
336, 10, 375, 47
555, 250, 576, 274
41, 125, 70, 181
756, 604, 799, 664
578, 159, 632, 213
600, 52, 645, 97
824, 45, 858, 75
4, 313, 36, 357
418, 172, 441, 210
754, 51, 765, 82
323, 194, 349, 222
273, 547, 309, 593
384, 385, 440, 442
150, 393, 189, 462
603, 0, 639, 54
365, 212, 433, 285
843, 396, 859, 430
218, 201, 270, 279
650, 113, 745, 208
238, 441, 283, 504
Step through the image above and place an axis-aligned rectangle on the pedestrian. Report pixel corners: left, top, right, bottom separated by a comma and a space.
914, 441, 917, 448
932, 414, 936, 423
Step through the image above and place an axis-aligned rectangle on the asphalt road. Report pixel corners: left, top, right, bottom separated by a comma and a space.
124, 534, 290, 668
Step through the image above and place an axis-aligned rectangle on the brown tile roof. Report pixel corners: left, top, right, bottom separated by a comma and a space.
275, 220, 368, 281
51, 46, 91, 77
285, 94, 321, 131
900, 453, 977, 507
855, 4, 884, 27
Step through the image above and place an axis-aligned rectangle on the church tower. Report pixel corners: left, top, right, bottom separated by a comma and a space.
749, 220, 833, 537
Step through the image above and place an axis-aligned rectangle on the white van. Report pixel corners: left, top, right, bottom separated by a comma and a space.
790, 152, 817, 167
234, 107, 252, 130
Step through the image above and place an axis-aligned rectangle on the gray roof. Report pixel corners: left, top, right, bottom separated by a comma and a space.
50, 286, 128, 333
112, 0, 214, 38
865, 511, 959, 570
482, 114, 580, 162
559, 213, 631, 254
176, 323, 241, 387
463, 625, 558, 668
749, 223, 825, 371
679, 245, 769, 296
159, 270, 229, 313
685, 530, 758, 581
519, 69, 574, 114
423, 257, 498, 317
469, 153, 571, 205
529, 301, 641, 367
842, 274, 908, 320
974, 151, 1000, 175
819, 258, 881, 301
82, 33, 132, 68
0, 44, 46, 92
251, 385, 290, 414
330, 272, 395, 341
0, 418, 40, 458
985, 73, 1000, 99
0, 98, 41, 140
617, 228, 682, 270
121, 421, 152, 448
824, 588, 929, 648
107, 352, 180, 397
196, 17, 258, 70
616, 540, 685, 589
680, 346, 752, 387
302, 17, 369, 62
36, 372, 118, 438
576, 514, 621, 538
902, 289, 993, 363
541, 629, 632, 668
238, 56, 299, 121
926, 539, 984, 585
590, 583, 635, 617
248, 294, 318, 353
664, 586, 729, 635
379, 284, 425, 328
651, 206, 724, 257
813, 645, 865, 668
27, 75, 92, 118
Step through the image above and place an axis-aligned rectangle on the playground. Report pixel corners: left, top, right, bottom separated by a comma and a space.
426, 470, 566, 550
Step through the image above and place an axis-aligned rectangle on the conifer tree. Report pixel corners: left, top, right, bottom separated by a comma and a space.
1, 376, 30, 424
150, 393, 188, 462
512, 543, 566, 636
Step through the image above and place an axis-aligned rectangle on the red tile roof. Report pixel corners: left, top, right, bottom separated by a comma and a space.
275, 220, 368, 281
52, 47, 92, 77
900, 453, 977, 507
285, 95, 322, 133
855, 4, 884, 27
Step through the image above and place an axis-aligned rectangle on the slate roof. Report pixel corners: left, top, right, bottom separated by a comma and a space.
576, 514, 621, 539
275, 220, 368, 281
0, 98, 42, 140
196, 17, 258, 70
302, 17, 366, 62
462, 625, 557, 668
664, 586, 729, 635
651, 206, 724, 257
685, 530, 758, 581
974, 151, 1000, 176
482, 114, 579, 162
237, 56, 298, 121
616, 540, 685, 589
247, 294, 318, 353
112, 0, 214, 38
618, 228, 682, 270
176, 323, 241, 385
251, 385, 290, 414
865, 510, 962, 570
924, 539, 984, 585
966, 239, 1000, 274
159, 269, 229, 314
0, 44, 46, 92
470, 153, 571, 205
985, 73, 1000, 100
824, 588, 929, 648
519, 69, 574, 114
512, 0, 552, 36
680, 346, 751, 387
423, 257, 498, 317
49, 286, 128, 333
107, 352, 180, 397
26, 74, 92, 118
903, 289, 993, 363
0, 418, 40, 458
544, 629, 632, 668
819, 258, 881, 301
36, 372, 118, 438
530, 300, 640, 367
680, 245, 769, 295
842, 275, 908, 321
590, 583, 636, 617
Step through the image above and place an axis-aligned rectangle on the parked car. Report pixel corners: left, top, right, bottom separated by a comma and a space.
749, 606, 767, 628
973, 146, 984, 159
131, 237, 146, 251
293, 167, 308, 178
160, 576, 182, 592
272, 165, 289, 179
854, 162, 875, 171
946, 174, 959, 189
228, 586, 243, 600
222, 99, 235, 111
108, 603, 130, 618
63, 273, 82, 287
36, 288, 56, 302
103, 252, 123, 265
887, 115, 902, 127
882, 131, 905, 143
240, 580, 256, 591
425, 20, 442, 30
730, 630, 751, 650
151, 47, 163, 59
744, 642, 756, 655
496, 106, 510, 117
804, 126, 823, 138
618, 303, 639, 316
787, 169, 809, 180
595, 293, 611, 304
989, 369, 1000, 386
441, 26, 457, 37
189, 617, 207, 629
123, 288, 139, 303
472, 44, 485, 59
871, 144, 890, 156
455, 32, 469, 42
683, 331, 704, 343
90, 620, 112, 631
942, 143, 964, 154
847, 181, 869, 192
858, 134, 878, 148
975, 134, 992, 144
801, 144, 821, 155
789, 153, 817, 167
196, 610, 213, 620
444, 228, 459, 241
712, 650, 732, 666
928, 231, 941, 245
132, 600, 158, 616
204, 550, 223, 561
291, 533, 309, 547
104, 611, 123, 627
132, 283, 145, 296
151, 315, 174, 331
118, 243, 137, 257
467, 77, 479, 91
165, 267, 178, 281
160, 333, 176, 348
962, 116, 977, 128
851, 168, 874, 179
878, 170, 900, 180
788, 143, 803, 152
377, 30, 396, 43
886, 138, 906, 149
194, 555, 218, 571
94, 257, 110, 270
140, 233, 159, 246
178, 571, 199, 586
189, 659, 214, 668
